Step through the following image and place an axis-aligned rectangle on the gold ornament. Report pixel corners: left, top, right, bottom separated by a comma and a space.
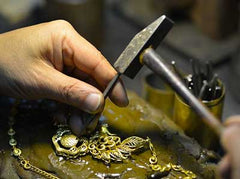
52, 126, 88, 159
8, 100, 60, 179
8, 100, 197, 179
52, 124, 197, 178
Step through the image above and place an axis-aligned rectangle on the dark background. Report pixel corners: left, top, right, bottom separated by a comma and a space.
0, 0, 239, 120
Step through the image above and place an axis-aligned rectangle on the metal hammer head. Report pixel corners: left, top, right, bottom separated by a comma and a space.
114, 15, 174, 79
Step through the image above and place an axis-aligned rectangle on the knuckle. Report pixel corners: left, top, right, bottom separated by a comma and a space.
62, 82, 79, 103
48, 20, 73, 38
49, 19, 72, 29
90, 51, 105, 72
97, 51, 107, 63
95, 51, 113, 72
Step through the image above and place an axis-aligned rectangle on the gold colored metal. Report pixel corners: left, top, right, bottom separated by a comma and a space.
8, 99, 196, 178
13, 154, 60, 179
52, 124, 148, 163
173, 80, 225, 150
52, 126, 88, 159
52, 124, 196, 178
148, 138, 196, 178
143, 73, 174, 118
8, 100, 60, 179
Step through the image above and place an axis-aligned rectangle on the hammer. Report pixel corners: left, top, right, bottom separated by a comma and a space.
84, 15, 224, 137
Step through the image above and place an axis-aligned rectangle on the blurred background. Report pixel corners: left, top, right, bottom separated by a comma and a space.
0, 0, 239, 120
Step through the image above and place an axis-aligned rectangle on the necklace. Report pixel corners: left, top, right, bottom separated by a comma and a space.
8, 100, 196, 178
8, 100, 60, 179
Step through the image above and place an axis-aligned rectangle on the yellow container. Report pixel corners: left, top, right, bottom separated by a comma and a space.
143, 73, 175, 118
173, 81, 225, 150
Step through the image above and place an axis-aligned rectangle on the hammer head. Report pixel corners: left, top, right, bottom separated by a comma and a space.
114, 15, 173, 79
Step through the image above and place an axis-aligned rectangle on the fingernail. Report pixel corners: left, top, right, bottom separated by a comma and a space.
111, 81, 129, 107
84, 93, 102, 113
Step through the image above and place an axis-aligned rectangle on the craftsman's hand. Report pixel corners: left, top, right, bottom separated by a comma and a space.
219, 116, 240, 179
0, 20, 128, 112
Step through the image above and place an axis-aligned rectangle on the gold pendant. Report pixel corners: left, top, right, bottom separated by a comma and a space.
52, 125, 88, 159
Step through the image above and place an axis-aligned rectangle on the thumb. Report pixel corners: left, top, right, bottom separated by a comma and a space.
42, 67, 104, 113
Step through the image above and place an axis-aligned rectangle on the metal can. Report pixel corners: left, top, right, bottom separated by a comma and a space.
143, 73, 175, 118
173, 80, 225, 150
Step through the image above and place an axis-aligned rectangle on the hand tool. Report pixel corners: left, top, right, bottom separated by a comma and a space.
83, 15, 224, 137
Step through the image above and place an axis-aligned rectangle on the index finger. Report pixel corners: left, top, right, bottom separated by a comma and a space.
62, 26, 129, 107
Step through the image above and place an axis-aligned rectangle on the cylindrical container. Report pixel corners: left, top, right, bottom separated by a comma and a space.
46, 0, 104, 48
173, 81, 225, 150
143, 73, 175, 118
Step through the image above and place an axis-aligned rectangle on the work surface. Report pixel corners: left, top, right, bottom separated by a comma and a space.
0, 92, 218, 178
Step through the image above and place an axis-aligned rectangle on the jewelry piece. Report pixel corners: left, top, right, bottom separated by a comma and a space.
8, 100, 60, 179
52, 124, 148, 164
8, 100, 196, 178
52, 124, 197, 178
52, 125, 89, 159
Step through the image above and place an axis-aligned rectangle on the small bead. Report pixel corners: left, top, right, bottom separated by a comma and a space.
8, 116, 14, 121
13, 148, 22, 157
8, 129, 16, 136
8, 117, 15, 126
9, 139, 17, 146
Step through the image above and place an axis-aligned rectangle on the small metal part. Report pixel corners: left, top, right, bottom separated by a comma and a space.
8, 128, 16, 136
52, 129, 88, 159
13, 147, 21, 157
198, 80, 208, 99
9, 138, 17, 146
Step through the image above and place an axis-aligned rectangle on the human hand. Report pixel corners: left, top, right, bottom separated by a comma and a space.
219, 116, 240, 179
0, 20, 128, 131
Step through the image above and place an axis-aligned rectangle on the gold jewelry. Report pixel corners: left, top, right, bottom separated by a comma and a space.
8, 100, 196, 178
52, 124, 197, 178
8, 100, 60, 179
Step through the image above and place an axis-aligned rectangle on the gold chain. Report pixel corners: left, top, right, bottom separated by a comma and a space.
8, 100, 60, 179
147, 138, 196, 178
